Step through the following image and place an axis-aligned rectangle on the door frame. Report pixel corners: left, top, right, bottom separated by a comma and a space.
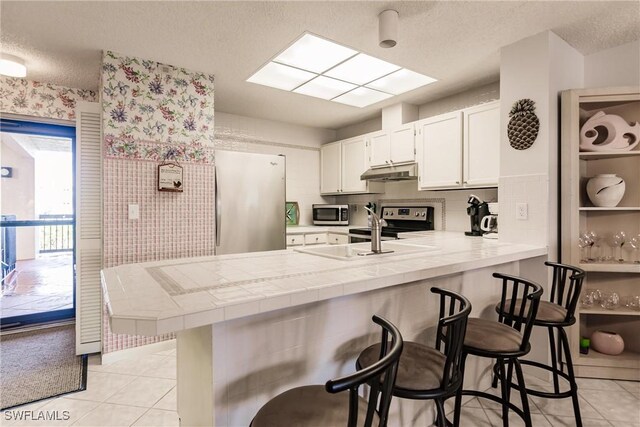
0, 118, 77, 329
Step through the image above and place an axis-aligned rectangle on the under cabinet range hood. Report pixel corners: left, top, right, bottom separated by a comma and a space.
360, 163, 418, 181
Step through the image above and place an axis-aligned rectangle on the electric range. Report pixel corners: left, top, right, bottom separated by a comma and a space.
349, 205, 435, 242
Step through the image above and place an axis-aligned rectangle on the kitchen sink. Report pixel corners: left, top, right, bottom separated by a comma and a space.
294, 241, 437, 261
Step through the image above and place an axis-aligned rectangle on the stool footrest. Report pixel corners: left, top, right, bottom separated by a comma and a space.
445, 390, 528, 424
492, 359, 578, 399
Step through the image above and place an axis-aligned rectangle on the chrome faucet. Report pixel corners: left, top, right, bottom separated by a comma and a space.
364, 206, 387, 253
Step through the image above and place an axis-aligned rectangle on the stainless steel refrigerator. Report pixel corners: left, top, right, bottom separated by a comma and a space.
214, 150, 286, 255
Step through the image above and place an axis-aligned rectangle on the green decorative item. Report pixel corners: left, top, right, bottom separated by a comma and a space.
285, 202, 300, 226
508, 98, 540, 150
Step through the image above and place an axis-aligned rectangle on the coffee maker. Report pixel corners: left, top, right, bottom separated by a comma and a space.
465, 195, 490, 236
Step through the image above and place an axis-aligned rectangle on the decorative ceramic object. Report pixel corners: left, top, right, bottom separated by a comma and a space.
285, 202, 299, 226
508, 99, 539, 150
586, 174, 625, 207
591, 330, 625, 355
580, 111, 640, 152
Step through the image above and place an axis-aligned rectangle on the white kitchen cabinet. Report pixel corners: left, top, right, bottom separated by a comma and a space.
341, 136, 368, 193
327, 233, 349, 245
287, 235, 304, 246
416, 101, 500, 190
320, 141, 341, 194
368, 123, 415, 167
416, 111, 463, 190
320, 137, 383, 195
463, 101, 500, 187
304, 233, 327, 245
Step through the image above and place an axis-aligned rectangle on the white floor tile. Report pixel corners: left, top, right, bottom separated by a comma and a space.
88, 355, 168, 376
455, 407, 493, 427
105, 377, 175, 408
132, 409, 179, 427
476, 385, 542, 413
529, 386, 601, 419
615, 380, 640, 397
71, 403, 147, 426
609, 421, 640, 427
64, 372, 136, 403
139, 356, 176, 380
576, 378, 626, 392
484, 409, 552, 427
14, 398, 101, 426
579, 389, 640, 423
544, 414, 613, 426
152, 388, 176, 411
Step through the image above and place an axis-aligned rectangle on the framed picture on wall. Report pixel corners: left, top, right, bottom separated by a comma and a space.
158, 162, 183, 192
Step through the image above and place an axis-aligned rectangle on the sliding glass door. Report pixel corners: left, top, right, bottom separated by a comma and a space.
0, 119, 76, 328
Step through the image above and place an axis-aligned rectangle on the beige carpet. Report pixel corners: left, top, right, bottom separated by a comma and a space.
0, 325, 87, 410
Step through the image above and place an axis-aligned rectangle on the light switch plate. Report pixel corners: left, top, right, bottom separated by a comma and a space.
516, 203, 528, 220
128, 204, 139, 220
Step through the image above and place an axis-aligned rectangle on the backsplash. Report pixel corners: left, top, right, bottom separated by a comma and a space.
101, 51, 216, 353
335, 180, 498, 232
0, 76, 96, 120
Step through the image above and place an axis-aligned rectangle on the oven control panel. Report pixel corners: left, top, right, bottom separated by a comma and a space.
381, 206, 431, 221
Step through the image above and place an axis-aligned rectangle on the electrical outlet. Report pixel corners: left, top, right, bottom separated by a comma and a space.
516, 203, 528, 220
128, 204, 139, 220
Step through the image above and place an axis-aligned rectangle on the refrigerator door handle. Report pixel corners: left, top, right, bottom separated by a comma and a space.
215, 167, 220, 247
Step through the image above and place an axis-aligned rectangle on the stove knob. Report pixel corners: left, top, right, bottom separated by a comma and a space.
384, 211, 389, 216
421, 212, 426, 217
389, 212, 394, 216
415, 212, 419, 217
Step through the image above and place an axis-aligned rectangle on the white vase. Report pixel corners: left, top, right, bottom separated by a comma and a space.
586, 174, 625, 207
591, 330, 625, 355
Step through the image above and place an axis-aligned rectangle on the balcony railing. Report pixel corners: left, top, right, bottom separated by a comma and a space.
38, 215, 74, 253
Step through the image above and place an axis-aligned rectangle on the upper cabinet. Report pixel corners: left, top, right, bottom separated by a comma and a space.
368, 123, 416, 167
416, 101, 500, 190
463, 102, 500, 187
320, 136, 383, 195
416, 111, 463, 189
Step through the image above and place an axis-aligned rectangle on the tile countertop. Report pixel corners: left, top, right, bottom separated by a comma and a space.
285, 225, 351, 234
102, 231, 546, 336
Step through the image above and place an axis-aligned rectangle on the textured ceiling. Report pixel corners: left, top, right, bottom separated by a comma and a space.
1, 1, 639, 129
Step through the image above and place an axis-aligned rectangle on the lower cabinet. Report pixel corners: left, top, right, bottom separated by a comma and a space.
286, 232, 349, 247
327, 233, 349, 245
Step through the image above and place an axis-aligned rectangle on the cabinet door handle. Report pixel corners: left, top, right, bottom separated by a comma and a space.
456, 181, 460, 184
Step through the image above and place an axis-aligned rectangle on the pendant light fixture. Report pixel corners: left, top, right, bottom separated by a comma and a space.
379, 10, 399, 48
0, 54, 27, 78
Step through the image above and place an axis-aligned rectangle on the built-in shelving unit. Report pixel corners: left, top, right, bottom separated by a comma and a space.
560, 86, 640, 381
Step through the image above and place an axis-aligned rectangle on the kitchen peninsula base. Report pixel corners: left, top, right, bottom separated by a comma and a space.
175, 260, 540, 427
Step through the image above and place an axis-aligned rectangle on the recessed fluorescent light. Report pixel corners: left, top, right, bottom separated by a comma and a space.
274, 34, 357, 74
324, 53, 401, 85
294, 76, 357, 100
247, 62, 316, 91
366, 68, 437, 95
0, 54, 27, 78
333, 87, 393, 108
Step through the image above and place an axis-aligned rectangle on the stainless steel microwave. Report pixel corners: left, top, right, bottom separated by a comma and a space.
312, 204, 349, 225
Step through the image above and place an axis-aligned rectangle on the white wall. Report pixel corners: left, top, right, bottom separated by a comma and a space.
418, 81, 500, 119
1, 135, 36, 260
335, 116, 381, 140
214, 111, 336, 225
585, 40, 640, 88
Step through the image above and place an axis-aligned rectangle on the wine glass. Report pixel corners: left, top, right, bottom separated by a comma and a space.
578, 236, 591, 263
612, 231, 626, 263
586, 231, 602, 262
629, 235, 640, 264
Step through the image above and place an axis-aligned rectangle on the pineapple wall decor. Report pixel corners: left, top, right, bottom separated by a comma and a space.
508, 98, 540, 150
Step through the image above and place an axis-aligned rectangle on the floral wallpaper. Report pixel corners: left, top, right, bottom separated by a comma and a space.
0, 76, 97, 120
101, 51, 215, 163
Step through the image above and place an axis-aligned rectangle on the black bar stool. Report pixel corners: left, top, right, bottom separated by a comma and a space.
251, 315, 403, 427
451, 273, 543, 427
356, 287, 472, 427
492, 261, 585, 426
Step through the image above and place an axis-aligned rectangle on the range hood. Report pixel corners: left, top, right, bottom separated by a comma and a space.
360, 163, 418, 182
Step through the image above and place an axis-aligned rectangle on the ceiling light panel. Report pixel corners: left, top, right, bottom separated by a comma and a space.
294, 76, 357, 100
247, 62, 316, 91
274, 34, 357, 74
333, 87, 393, 108
324, 53, 401, 85
366, 68, 437, 95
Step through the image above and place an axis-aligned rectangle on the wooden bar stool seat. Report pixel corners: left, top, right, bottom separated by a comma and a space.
251, 315, 404, 427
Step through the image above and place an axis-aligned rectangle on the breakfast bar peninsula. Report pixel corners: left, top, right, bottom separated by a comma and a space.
102, 231, 547, 426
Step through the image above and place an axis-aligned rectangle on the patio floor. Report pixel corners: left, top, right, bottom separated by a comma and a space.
0, 253, 73, 319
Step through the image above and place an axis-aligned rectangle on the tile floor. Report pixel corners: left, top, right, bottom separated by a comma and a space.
1, 340, 638, 426
0, 254, 73, 318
